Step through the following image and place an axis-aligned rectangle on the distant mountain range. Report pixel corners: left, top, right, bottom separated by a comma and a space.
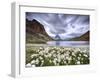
26, 19, 89, 44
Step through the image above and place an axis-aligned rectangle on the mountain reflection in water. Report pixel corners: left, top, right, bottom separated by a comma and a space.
47, 41, 89, 46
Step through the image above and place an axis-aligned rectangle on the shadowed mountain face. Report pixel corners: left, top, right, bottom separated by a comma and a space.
26, 19, 53, 43
26, 19, 47, 35
70, 31, 89, 41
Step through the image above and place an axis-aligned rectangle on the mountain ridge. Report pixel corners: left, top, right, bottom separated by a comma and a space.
70, 31, 89, 41
26, 19, 53, 43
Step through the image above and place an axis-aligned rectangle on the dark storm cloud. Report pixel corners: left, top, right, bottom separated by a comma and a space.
26, 12, 89, 40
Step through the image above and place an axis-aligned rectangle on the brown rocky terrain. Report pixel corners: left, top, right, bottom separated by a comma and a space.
26, 19, 53, 43
70, 31, 89, 41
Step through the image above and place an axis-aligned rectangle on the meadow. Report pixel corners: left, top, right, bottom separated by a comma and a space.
26, 45, 89, 67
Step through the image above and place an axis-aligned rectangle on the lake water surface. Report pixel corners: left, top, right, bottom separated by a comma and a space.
46, 41, 89, 47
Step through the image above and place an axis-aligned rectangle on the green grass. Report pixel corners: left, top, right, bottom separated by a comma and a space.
26, 46, 89, 67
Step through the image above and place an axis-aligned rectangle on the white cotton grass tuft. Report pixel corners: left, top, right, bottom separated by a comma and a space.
77, 61, 80, 65
26, 47, 89, 67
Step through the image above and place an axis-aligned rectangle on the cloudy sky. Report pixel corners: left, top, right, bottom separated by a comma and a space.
26, 12, 89, 40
